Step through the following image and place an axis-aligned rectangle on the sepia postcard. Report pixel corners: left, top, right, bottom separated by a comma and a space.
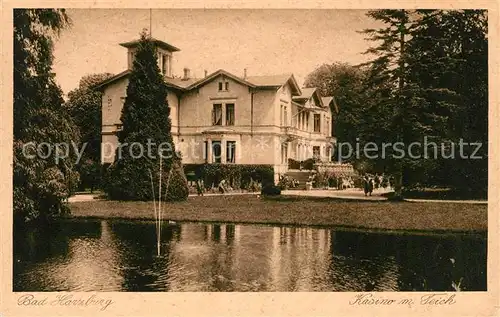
1, 0, 499, 316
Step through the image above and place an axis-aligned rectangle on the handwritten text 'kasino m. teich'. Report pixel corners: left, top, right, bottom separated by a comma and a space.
350, 293, 456, 308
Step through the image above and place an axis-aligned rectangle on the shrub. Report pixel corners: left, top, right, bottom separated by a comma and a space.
77, 159, 102, 192
68, 169, 81, 195
261, 184, 281, 196
241, 165, 274, 186
327, 177, 335, 187
288, 158, 321, 171
104, 157, 189, 201
288, 158, 301, 169
101, 163, 113, 192
302, 158, 318, 170
313, 172, 326, 188
104, 158, 152, 201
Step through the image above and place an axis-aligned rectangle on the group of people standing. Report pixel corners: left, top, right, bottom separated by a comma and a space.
195, 178, 232, 196
362, 174, 388, 196
335, 175, 355, 190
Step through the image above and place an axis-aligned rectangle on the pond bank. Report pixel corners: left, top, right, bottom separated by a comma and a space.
67, 195, 487, 234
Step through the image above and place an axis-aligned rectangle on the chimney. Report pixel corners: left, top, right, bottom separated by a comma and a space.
243, 68, 247, 79
182, 67, 190, 81
204, 69, 208, 78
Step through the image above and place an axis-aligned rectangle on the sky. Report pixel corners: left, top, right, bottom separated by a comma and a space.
52, 9, 382, 94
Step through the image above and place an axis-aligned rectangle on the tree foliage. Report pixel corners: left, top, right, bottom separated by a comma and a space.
304, 62, 368, 152
13, 9, 80, 223
104, 31, 188, 201
65, 73, 114, 162
406, 10, 488, 193
65, 73, 114, 191
304, 10, 488, 197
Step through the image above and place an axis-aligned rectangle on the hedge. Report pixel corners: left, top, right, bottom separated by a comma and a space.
183, 164, 274, 190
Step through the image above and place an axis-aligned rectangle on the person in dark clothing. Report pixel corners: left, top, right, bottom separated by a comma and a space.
196, 179, 204, 196
363, 175, 370, 196
368, 178, 374, 196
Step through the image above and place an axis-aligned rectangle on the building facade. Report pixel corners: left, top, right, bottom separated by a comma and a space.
95, 38, 337, 180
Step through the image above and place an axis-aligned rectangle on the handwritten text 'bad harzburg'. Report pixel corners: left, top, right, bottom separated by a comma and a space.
17, 294, 113, 311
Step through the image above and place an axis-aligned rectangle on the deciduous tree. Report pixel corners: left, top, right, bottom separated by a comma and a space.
13, 9, 79, 223
65, 73, 114, 192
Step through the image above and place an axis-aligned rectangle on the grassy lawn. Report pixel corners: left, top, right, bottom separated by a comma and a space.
72, 189, 104, 195
383, 187, 488, 200
68, 195, 487, 233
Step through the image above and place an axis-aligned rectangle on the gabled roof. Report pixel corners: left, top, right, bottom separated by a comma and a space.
319, 96, 339, 113
165, 77, 200, 89
119, 38, 181, 52
92, 70, 193, 91
293, 87, 324, 108
321, 97, 333, 109
321, 97, 338, 113
293, 87, 317, 100
321, 97, 333, 106
247, 74, 302, 96
92, 69, 131, 91
186, 69, 257, 90
93, 68, 304, 97
332, 96, 340, 113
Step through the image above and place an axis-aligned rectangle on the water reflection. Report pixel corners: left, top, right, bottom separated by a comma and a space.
13, 220, 486, 292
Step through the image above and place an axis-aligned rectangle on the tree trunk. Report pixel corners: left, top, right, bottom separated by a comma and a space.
392, 166, 404, 200
392, 10, 406, 201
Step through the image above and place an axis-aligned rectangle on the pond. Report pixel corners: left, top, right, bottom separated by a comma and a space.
13, 219, 486, 292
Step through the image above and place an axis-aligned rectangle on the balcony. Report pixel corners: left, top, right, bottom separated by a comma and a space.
279, 125, 299, 142
285, 125, 298, 135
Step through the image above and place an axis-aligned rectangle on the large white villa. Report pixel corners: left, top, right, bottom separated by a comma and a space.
95, 38, 337, 180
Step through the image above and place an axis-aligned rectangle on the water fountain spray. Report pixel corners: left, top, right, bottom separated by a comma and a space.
157, 155, 162, 256
148, 169, 159, 255
150, 155, 174, 257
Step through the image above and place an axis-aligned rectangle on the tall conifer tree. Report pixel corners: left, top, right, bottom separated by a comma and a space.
359, 10, 414, 199
360, 10, 463, 198
105, 31, 188, 201
406, 10, 488, 194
